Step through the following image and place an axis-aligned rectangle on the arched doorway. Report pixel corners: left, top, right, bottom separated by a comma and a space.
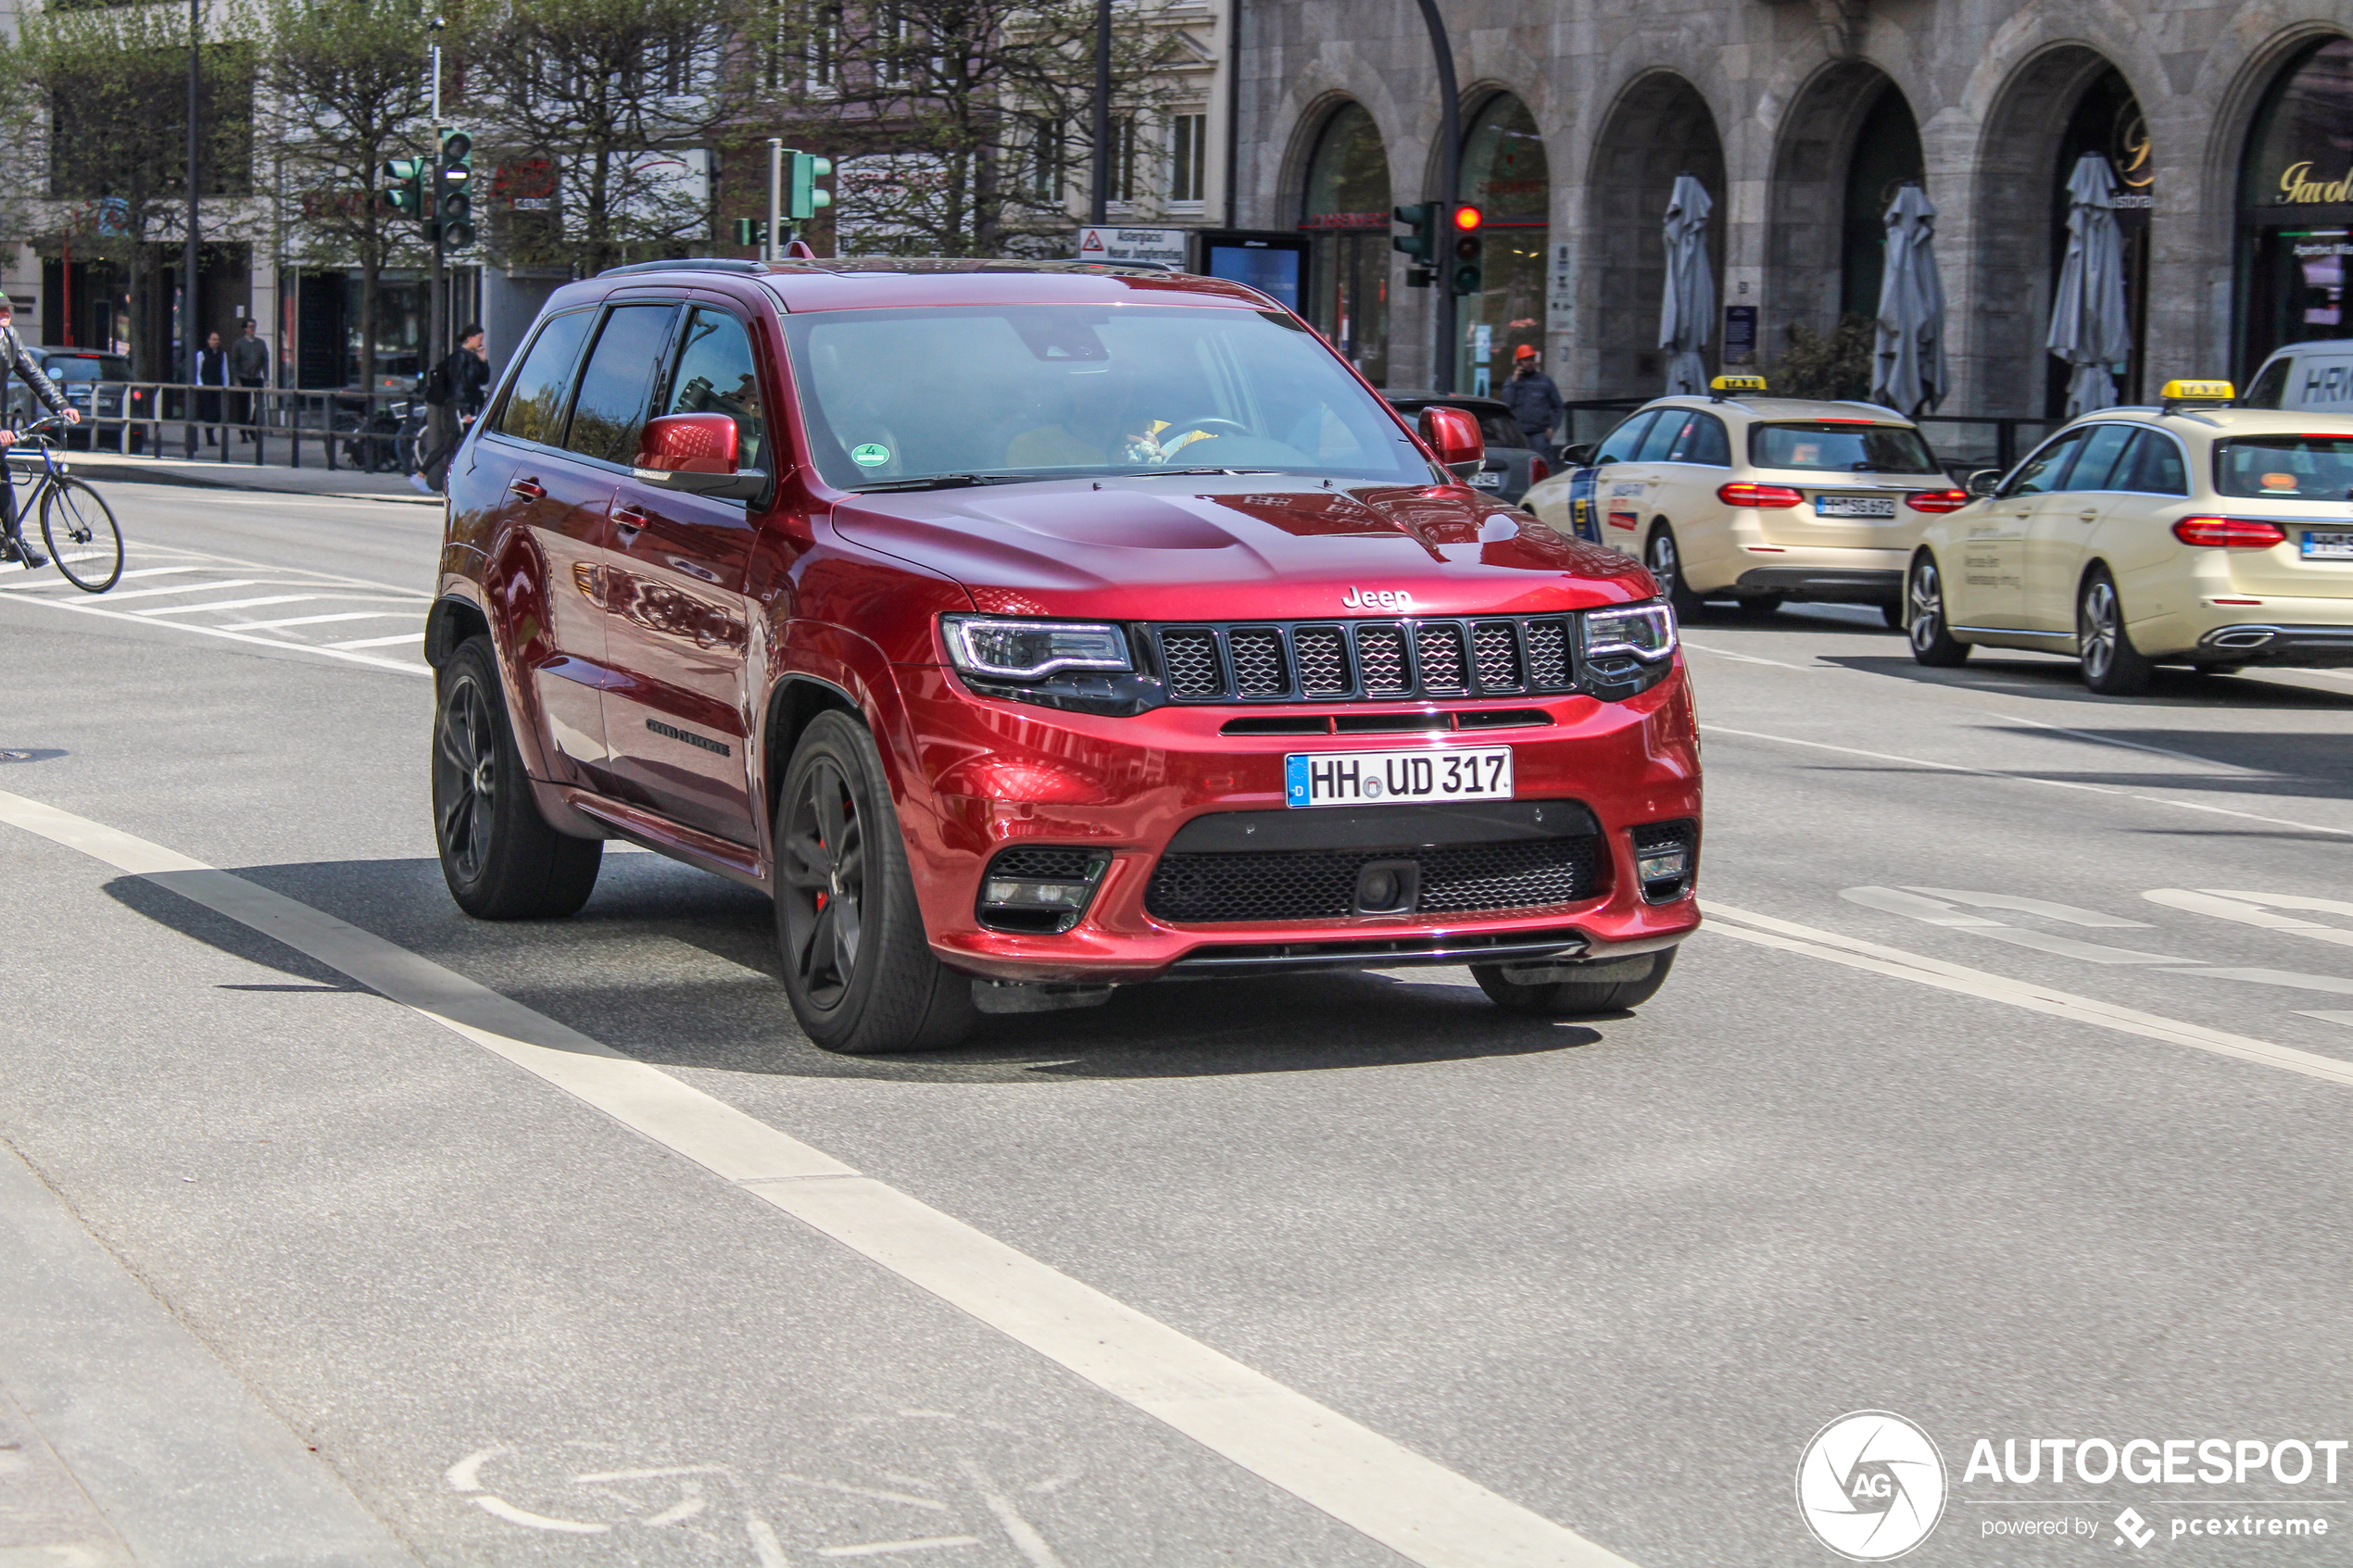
1299, 103, 1392, 385
2237, 37, 2353, 379
1842, 89, 1926, 321
2046, 68, 2153, 410
1455, 94, 1549, 396
1587, 73, 1724, 398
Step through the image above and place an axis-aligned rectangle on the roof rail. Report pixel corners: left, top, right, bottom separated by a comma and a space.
596, 257, 770, 278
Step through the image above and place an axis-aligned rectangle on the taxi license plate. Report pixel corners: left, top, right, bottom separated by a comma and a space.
2302, 529, 2353, 558
1471, 470, 1504, 488
1814, 495, 1897, 518
1285, 746, 1512, 808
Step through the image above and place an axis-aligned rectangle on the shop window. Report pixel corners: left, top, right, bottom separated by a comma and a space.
1455, 94, 1548, 395
2239, 38, 2353, 378
1301, 103, 1391, 385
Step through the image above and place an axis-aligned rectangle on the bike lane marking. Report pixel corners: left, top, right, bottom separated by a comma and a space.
0, 785, 1636, 1568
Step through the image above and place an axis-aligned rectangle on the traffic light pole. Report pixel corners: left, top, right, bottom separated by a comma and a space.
428, 29, 447, 376
1414, 0, 1460, 393
767, 139, 784, 260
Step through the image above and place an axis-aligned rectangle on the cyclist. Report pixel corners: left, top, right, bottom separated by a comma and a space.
0, 298, 82, 568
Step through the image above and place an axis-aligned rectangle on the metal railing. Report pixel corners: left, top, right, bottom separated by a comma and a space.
12, 383, 438, 476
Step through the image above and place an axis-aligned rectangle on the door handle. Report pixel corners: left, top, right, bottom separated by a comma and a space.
612, 506, 648, 534
510, 478, 545, 500
2077, 508, 2098, 521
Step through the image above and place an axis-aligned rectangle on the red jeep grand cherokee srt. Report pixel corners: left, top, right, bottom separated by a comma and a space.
425, 258, 1701, 1054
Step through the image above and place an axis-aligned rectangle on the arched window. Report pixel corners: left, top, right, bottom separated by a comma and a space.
2239, 39, 2353, 376
1301, 104, 1392, 384
1840, 88, 1924, 322
1457, 94, 1549, 395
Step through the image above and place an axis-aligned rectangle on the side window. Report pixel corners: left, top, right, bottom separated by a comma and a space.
661, 307, 768, 472
2118, 431, 2189, 495
2062, 424, 2137, 491
563, 304, 679, 465
1596, 411, 1655, 465
2244, 358, 2290, 410
2000, 431, 2088, 497
1672, 411, 1731, 466
492, 309, 594, 446
1635, 411, 1692, 462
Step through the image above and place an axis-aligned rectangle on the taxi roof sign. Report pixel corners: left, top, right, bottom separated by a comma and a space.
1710, 373, 1767, 397
2159, 379, 2234, 407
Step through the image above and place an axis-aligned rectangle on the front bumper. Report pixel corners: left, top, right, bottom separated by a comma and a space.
894, 666, 1704, 984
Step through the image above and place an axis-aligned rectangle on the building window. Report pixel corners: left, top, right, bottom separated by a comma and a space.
1300, 101, 1392, 385
1107, 117, 1138, 204
1170, 111, 1207, 203
1031, 120, 1064, 202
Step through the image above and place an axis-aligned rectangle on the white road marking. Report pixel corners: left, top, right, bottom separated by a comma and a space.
1703, 902, 2353, 1089
100, 577, 260, 602
1988, 713, 2284, 776
0, 564, 200, 591
0, 787, 1635, 1568
1703, 723, 2353, 838
2165, 968, 2353, 997
472, 1496, 610, 1534
2208, 890, 2353, 918
1838, 887, 2186, 964
136, 595, 317, 617
2297, 1011, 2353, 1028
2143, 890, 2353, 950
816, 1539, 981, 1558
3, 593, 428, 674
958, 1459, 1064, 1568
220, 610, 411, 631
325, 633, 424, 650
781, 1474, 950, 1511
1678, 639, 1811, 671
1900, 888, 2152, 928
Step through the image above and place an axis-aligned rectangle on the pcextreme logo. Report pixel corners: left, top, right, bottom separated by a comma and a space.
1796, 1411, 1950, 1561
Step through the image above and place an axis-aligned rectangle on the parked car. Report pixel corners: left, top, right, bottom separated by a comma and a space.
1381, 392, 1549, 502
1906, 379, 2353, 693
6, 346, 147, 449
425, 257, 1704, 1055
1522, 375, 1967, 622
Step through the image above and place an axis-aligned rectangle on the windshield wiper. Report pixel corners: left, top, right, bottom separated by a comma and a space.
1130, 466, 1278, 478
851, 472, 997, 493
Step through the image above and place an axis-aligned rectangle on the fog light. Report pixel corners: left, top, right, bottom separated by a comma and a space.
983, 878, 1091, 909
1628, 819, 1697, 905
1635, 848, 1688, 883
975, 848, 1111, 935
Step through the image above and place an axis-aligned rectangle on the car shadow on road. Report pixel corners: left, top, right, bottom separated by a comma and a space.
102, 854, 1609, 1087
1820, 652, 2353, 710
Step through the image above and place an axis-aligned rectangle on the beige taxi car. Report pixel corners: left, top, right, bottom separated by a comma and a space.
1522, 375, 1968, 623
1905, 381, 2353, 695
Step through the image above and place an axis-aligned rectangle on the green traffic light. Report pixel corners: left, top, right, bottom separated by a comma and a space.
786, 151, 832, 220
1392, 203, 1436, 264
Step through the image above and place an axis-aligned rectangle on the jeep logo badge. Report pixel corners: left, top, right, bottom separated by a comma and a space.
1340, 586, 1413, 610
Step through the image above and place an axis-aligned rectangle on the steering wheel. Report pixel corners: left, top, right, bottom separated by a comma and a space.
1151, 416, 1252, 460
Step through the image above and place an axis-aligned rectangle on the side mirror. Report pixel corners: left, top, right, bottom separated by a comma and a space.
1418, 404, 1485, 480
1965, 468, 2001, 498
634, 412, 766, 500
1563, 443, 1596, 468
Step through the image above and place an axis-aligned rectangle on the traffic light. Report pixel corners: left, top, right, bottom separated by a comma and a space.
1392, 203, 1437, 287
381, 157, 426, 221
734, 218, 769, 247
1449, 205, 1485, 295
437, 129, 475, 249
786, 150, 833, 220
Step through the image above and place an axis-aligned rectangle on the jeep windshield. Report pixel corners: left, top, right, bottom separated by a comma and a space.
781, 304, 1431, 492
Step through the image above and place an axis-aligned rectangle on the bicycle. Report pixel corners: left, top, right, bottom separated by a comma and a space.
4, 415, 124, 593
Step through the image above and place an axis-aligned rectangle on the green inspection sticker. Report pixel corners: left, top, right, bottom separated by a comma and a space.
850, 443, 891, 467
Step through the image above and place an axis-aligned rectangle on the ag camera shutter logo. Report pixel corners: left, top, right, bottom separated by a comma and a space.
1796, 1411, 1948, 1561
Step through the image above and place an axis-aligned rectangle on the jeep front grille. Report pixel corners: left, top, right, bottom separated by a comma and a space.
1150, 616, 1579, 704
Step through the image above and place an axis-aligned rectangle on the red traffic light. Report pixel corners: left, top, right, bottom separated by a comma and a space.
1451, 204, 1483, 232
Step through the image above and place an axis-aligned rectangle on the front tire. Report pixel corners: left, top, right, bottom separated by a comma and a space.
39, 477, 124, 593
1906, 552, 1971, 667
433, 637, 603, 918
2077, 567, 2156, 695
775, 711, 976, 1055
1473, 947, 1676, 1017
1645, 524, 1707, 621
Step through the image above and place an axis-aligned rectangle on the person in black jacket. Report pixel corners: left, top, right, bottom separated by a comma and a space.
189, 331, 229, 454
412, 324, 491, 495
0, 298, 82, 569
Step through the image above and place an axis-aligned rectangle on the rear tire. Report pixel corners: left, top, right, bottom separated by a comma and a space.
775, 711, 977, 1055
1645, 524, 1707, 621
2077, 567, 2156, 696
1905, 552, 1971, 667
432, 637, 603, 918
1881, 599, 1906, 630
1735, 594, 1785, 618
1473, 947, 1676, 1017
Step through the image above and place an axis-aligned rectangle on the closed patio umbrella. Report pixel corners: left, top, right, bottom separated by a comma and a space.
2046, 153, 2132, 416
1658, 173, 1715, 395
1870, 182, 1947, 418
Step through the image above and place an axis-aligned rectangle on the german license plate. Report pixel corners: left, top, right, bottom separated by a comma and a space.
2302, 529, 2353, 558
1814, 494, 1897, 518
1471, 470, 1504, 488
1285, 746, 1512, 807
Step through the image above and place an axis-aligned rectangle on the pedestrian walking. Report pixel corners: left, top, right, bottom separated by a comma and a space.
412, 324, 492, 495
188, 331, 229, 455
228, 319, 270, 444
1501, 344, 1563, 461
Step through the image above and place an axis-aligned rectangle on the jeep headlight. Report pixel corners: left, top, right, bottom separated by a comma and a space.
1582, 601, 1678, 662
942, 616, 1157, 716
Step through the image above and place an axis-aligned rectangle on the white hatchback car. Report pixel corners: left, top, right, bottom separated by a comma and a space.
1522, 376, 1967, 622
1905, 381, 2353, 693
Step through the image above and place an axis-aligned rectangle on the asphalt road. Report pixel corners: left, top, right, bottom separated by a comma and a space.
4, 481, 2351, 1568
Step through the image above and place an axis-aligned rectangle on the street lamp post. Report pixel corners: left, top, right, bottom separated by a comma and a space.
1089, 0, 1111, 224
183, 0, 200, 389
1414, 0, 1460, 393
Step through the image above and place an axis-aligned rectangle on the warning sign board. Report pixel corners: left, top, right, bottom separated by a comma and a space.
1074, 226, 1189, 266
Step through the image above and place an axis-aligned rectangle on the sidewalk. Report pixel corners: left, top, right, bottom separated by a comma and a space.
54, 450, 439, 506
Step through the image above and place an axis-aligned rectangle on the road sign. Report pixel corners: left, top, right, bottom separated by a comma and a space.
1075, 225, 1188, 266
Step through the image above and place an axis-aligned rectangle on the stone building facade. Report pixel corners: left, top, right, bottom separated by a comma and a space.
1231, 0, 2353, 422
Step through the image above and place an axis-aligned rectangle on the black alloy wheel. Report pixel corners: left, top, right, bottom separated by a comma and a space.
1905, 553, 1971, 667
432, 637, 602, 917
774, 712, 976, 1054
1473, 947, 1677, 1016
2077, 567, 2156, 696
1645, 524, 1706, 621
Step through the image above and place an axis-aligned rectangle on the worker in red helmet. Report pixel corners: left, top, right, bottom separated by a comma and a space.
1502, 343, 1562, 463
